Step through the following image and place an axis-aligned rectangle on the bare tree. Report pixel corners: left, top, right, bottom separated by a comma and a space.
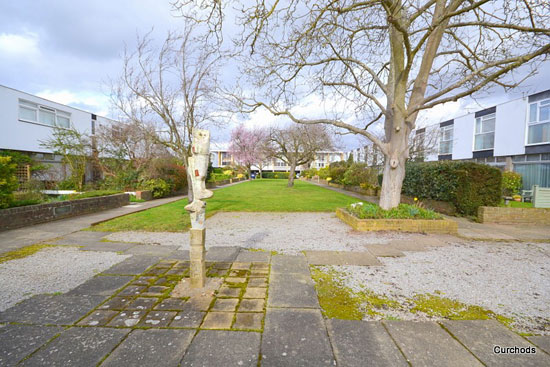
110, 20, 223, 200
269, 124, 333, 187
177, 0, 550, 209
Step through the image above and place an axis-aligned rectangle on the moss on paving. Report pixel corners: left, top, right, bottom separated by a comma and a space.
0, 244, 59, 264
87, 180, 363, 232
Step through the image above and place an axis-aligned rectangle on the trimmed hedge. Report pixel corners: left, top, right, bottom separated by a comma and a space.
261, 172, 292, 179
402, 161, 502, 215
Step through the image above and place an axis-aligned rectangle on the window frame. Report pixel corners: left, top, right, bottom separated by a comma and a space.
526, 98, 550, 146
439, 125, 454, 155
473, 113, 496, 151
18, 99, 73, 129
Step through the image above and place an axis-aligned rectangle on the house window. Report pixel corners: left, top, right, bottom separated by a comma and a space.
474, 113, 495, 151
527, 99, 550, 144
18, 99, 72, 128
439, 125, 453, 155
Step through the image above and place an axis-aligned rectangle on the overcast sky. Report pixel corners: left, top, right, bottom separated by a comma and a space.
1, 1, 549, 149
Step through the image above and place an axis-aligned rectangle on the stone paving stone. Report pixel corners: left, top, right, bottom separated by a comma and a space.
98, 296, 132, 311
124, 244, 178, 257
249, 270, 269, 277
235, 250, 271, 263
66, 275, 133, 296
181, 330, 260, 367
187, 295, 214, 311
528, 335, 550, 355
212, 262, 231, 270
217, 285, 242, 297
131, 276, 156, 285
154, 298, 187, 311
339, 251, 382, 266
327, 319, 408, 367
251, 262, 269, 270
271, 254, 310, 275
125, 297, 159, 310
117, 284, 147, 297
384, 321, 482, 366
79, 242, 136, 252
77, 310, 118, 326
234, 313, 263, 330
211, 298, 239, 312
139, 311, 177, 327
225, 276, 247, 284
163, 249, 189, 260
0, 325, 63, 366
201, 312, 234, 329
231, 261, 252, 270
206, 246, 240, 262
145, 267, 170, 276
365, 244, 405, 257
268, 273, 319, 308
386, 241, 429, 252
108, 310, 147, 327
243, 287, 267, 299
102, 329, 195, 367
170, 310, 205, 328
442, 320, 550, 366
166, 267, 188, 275
0, 294, 106, 325
261, 308, 335, 366
248, 277, 267, 287
229, 269, 249, 277
142, 285, 170, 296
102, 255, 160, 275
21, 327, 129, 367
239, 299, 265, 312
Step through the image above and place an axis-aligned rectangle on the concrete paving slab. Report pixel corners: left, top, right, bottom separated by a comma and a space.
170, 310, 205, 328
239, 299, 265, 312
0, 294, 106, 325
20, 327, 128, 366
181, 330, 260, 367
271, 254, 310, 275
327, 319, 408, 367
201, 311, 233, 329
101, 255, 160, 275
78, 242, 137, 252
102, 329, 194, 367
339, 251, 382, 266
528, 335, 550, 355
77, 310, 118, 326
66, 275, 133, 296
139, 311, 177, 327
124, 244, 178, 257
164, 249, 190, 260
268, 273, 319, 308
305, 250, 348, 265
442, 320, 550, 366
384, 321, 482, 366
205, 246, 240, 262
261, 308, 335, 366
364, 244, 405, 257
235, 249, 271, 263
233, 313, 263, 330
386, 241, 430, 252
97, 296, 132, 311
0, 325, 63, 366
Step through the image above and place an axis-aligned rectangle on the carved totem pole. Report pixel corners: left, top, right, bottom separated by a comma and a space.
185, 129, 213, 288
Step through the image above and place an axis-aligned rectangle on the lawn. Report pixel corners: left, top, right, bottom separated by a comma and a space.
89, 179, 363, 232
499, 200, 533, 208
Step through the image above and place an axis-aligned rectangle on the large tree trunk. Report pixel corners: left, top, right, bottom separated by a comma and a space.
378, 124, 410, 210
247, 166, 252, 180
287, 160, 297, 187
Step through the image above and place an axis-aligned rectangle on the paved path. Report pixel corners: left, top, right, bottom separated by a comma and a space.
308, 180, 550, 242
1, 230, 549, 366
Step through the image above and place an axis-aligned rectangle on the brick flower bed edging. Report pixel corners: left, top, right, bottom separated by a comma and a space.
0, 193, 129, 231
478, 206, 550, 225
336, 208, 458, 234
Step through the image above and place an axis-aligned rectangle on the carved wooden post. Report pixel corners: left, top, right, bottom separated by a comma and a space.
185, 129, 213, 288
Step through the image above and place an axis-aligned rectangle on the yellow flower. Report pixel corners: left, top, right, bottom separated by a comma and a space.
414, 197, 418, 201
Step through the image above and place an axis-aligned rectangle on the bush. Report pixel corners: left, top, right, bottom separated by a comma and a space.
261, 172, 291, 179
301, 168, 318, 179
341, 163, 379, 188
318, 167, 330, 179
402, 161, 502, 215
141, 178, 173, 198
0, 156, 18, 209
328, 164, 347, 184
501, 171, 522, 196
208, 173, 232, 182
66, 190, 122, 200
347, 202, 442, 220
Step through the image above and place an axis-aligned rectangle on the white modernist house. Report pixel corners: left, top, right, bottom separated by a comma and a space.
209, 143, 346, 173
347, 89, 550, 189
0, 84, 112, 182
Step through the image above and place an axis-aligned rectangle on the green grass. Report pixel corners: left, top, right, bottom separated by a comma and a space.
88, 179, 362, 232
499, 200, 533, 208
0, 244, 59, 264
347, 202, 442, 219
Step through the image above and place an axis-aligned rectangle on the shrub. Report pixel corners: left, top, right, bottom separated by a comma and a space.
318, 167, 330, 179
141, 178, 173, 198
501, 171, 522, 196
341, 163, 379, 188
346, 202, 441, 220
66, 190, 122, 200
261, 172, 291, 179
0, 156, 18, 209
328, 164, 347, 184
208, 173, 232, 182
301, 168, 319, 179
402, 161, 502, 215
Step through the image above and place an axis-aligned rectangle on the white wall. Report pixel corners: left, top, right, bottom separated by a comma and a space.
0, 85, 93, 154
494, 98, 526, 157
452, 114, 474, 160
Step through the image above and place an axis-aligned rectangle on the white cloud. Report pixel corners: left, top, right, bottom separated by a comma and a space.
0, 32, 40, 58
36, 89, 110, 116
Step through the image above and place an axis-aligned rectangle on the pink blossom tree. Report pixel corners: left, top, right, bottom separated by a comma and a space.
229, 125, 270, 179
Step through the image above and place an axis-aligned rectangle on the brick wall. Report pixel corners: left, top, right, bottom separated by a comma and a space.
0, 193, 129, 231
478, 206, 550, 225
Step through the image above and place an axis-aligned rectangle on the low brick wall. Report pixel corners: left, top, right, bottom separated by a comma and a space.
0, 193, 129, 231
135, 190, 153, 201
478, 206, 550, 225
336, 208, 458, 234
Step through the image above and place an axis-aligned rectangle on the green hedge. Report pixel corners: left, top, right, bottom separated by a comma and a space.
261, 172, 292, 179
402, 161, 502, 215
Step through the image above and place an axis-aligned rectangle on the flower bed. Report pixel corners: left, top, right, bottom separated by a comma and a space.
337, 203, 457, 234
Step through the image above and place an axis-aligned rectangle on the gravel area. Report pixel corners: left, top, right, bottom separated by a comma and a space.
332, 242, 550, 334
106, 212, 414, 254
0, 247, 130, 311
